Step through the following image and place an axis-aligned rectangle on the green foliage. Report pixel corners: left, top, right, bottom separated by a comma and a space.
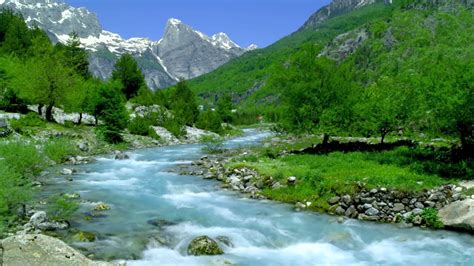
55, 32, 90, 78
163, 115, 186, 138
47, 195, 79, 222
420, 208, 444, 229
91, 81, 129, 143
196, 109, 223, 134
0, 141, 46, 178
0, 161, 29, 235
112, 53, 146, 100
201, 135, 224, 154
43, 138, 79, 163
131, 86, 165, 106
170, 80, 199, 126
9, 112, 45, 133
216, 94, 234, 123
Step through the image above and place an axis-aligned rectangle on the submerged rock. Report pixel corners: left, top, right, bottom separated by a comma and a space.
187, 236, 224, 256
114, 152, 130, 160
73, 231, 97, 242
60, 168, 74, 175
93, 203, 111, 211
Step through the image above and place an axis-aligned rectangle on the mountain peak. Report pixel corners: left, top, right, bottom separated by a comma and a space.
211, 32, 240, 50
167, 18, 183, 27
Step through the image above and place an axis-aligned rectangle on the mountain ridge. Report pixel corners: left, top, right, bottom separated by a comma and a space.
0, 0, 256, 89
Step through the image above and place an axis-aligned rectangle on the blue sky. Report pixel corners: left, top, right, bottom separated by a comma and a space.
65, 0, 330, 48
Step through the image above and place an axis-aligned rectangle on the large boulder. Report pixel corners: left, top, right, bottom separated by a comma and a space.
187, 236, 224, 256
438, 199, 474, 232
0, 234, 115, 266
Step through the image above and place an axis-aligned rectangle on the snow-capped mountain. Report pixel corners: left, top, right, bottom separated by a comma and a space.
0, 0, 257, 89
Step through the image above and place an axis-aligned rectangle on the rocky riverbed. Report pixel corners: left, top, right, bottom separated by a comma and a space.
180, 154, 474, 233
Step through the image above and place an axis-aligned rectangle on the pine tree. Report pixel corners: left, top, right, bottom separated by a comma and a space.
112, 53, 146, 100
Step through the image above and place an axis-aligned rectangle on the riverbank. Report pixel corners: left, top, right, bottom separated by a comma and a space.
0, 110, 223, 258
180, 132, 474, 233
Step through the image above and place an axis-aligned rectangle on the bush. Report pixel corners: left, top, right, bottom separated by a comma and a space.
201, 135, 224, 154
421, 208, 444, 229
128, 116, 153, 136
196, 110, 223, 134
43, 138, 79, 163
9, 112, 45, 133
163, 116, 186, 138
0, 161, 30, 235
0, 141, 46, 178
47, 195, 79, 222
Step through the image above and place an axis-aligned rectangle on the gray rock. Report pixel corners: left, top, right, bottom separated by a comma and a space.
328, 196, 341, 205
114, 152, 130, 160
393, 203, 405, 212
415, 202, 424, 209
336, 207, 346, 216
345, 205, 358, 218
77, 141, 89, 152
365, 207, 380, 216
287, 176, 297, 185
341, 195, 352, 205
187, 236, 224, 256
439, 199, 474, 232
29, 211, 48, 227
60, 168, 73, 175
0, 234, 114, 266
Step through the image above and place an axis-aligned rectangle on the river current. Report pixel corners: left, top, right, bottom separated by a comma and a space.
41, 129, 474, 266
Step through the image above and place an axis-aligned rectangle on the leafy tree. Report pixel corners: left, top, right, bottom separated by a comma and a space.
0, 9, 31, 56
170, 80, 199, 126
112, 53, 146, 100
90, 81, 129, 143
56, 33, 90, 78
196, 109, 223, 133
9, 35, 81, 121
216, 94, 233, 123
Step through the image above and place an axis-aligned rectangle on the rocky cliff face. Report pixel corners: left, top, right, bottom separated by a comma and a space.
0, 0, 256, 89
301, 0, 377, 30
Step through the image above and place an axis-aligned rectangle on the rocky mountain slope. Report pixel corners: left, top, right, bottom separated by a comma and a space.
0, 0, 255, 89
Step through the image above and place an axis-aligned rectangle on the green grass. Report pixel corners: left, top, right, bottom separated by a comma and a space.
230, 148, 456, 211
43, 138, 80, 163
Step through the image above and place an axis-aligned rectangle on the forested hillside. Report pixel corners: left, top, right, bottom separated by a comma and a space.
189, 0, 473, 154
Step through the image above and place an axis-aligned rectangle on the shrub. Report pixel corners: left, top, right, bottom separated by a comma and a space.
201, 135, 224, 154
0, 161, 31, 236
196, 110, 223, 134
163, 116, 186, 138
128, 116, 153, 136
47, 195, 79, 222
9, 112, 45, 133
43, 138, 79, 163
421, 208, 444, 229
0, 141, 46, 178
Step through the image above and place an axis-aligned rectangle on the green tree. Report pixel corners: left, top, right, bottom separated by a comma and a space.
9, 35, 81, 121
91, 81, 129, 143
216, 94, 233, 123
170, 80, 199, 126
112, 53, 146, 100
0, 9, 32, 56
56, 32, 90, 78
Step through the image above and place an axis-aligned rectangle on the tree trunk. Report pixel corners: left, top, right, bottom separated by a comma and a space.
77, 113, 83, 125
94, 115, 98, 126
45, 104, 54, 122
37, 104, 43, 116
381, 131, 387, 144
